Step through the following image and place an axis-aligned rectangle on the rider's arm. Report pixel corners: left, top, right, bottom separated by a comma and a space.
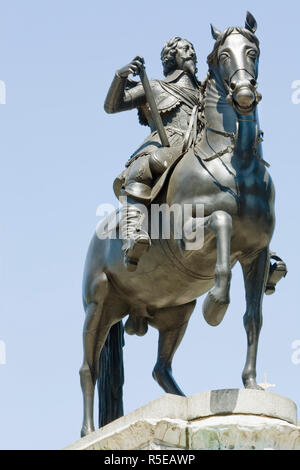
104, 74, 146, 114
104, 56, 147, 114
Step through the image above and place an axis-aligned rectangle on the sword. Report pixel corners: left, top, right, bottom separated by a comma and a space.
139, 64, 170, 147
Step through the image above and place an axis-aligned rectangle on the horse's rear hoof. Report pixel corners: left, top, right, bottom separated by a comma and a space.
152, 364, 186, 396
243, 378, 264, 391
202, 289, 229, 326
81, 424, 95, 438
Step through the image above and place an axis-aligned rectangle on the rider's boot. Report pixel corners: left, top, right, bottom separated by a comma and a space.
265, 252, 288, 295
120, 197, 151, 272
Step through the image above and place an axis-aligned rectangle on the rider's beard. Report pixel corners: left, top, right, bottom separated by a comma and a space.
183, 59, 196, 76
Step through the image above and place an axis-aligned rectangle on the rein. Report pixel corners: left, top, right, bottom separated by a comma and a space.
203, 122, 238, 162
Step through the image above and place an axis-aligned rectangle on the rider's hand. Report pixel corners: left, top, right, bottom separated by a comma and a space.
117, 56, 145, 78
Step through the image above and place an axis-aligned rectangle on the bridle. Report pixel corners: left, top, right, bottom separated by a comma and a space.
223, 68, 262, 109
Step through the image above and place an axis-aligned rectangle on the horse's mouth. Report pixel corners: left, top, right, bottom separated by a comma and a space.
232, 99, 255, 115
231, 85, 260, 115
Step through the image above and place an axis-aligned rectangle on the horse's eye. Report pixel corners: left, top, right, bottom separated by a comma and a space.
219, 52, 229, 63
247, 50, 257, 59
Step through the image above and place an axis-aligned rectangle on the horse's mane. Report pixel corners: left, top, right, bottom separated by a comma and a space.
207, 27, 260, 67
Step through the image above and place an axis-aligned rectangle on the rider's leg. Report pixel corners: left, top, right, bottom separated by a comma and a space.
120, 155, 152, 272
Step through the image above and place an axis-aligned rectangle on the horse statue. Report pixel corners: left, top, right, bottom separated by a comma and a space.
79, 12, 287, 437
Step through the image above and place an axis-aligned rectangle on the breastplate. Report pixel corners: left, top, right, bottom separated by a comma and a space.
147, 103, 192, 133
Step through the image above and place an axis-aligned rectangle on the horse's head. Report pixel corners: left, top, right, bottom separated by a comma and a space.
208, 12, 261, 115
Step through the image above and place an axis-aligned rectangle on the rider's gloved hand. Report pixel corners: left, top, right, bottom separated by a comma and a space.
117, 56, 145, 78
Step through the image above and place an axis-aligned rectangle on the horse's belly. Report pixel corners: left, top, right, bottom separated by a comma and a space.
108, 239, 216, 309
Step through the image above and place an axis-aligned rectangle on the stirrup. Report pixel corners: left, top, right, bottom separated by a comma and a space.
265, 252, 287, 295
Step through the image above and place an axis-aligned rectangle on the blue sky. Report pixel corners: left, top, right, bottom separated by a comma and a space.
0, 0, 299, 450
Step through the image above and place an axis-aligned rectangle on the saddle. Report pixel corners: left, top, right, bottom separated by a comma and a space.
113, 144, 185, 203
113, 105, 199, 203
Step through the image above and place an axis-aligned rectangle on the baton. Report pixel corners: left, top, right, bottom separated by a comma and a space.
139, 65, 170, 147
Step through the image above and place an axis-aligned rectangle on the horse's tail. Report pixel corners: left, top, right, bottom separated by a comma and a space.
97, 320, 125, 428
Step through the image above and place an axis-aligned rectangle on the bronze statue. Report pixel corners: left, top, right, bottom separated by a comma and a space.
79, 12, 287, 437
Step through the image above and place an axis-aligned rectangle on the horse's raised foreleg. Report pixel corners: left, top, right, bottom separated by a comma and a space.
202, 211, 232, 326
151, 300, 196, 395
240, 247, 269, 390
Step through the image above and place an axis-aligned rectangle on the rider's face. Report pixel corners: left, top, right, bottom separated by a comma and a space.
175, 40, 197, 75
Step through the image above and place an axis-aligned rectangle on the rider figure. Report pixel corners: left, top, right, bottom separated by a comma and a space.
104, 37, 202, 271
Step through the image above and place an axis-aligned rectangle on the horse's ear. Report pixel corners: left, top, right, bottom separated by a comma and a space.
245, 11, 257, 33
210, 24, 221, 41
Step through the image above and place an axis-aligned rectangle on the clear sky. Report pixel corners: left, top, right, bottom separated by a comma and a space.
0, 0, 299, 450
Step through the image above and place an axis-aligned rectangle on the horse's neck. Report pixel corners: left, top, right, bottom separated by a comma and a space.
204, 69, 259, 169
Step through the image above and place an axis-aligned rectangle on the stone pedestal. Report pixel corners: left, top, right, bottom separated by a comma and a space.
65, 389, 300, 450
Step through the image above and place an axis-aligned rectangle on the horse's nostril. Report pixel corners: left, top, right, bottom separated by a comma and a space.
230, 82, 236, 91
250, 79, 257, 87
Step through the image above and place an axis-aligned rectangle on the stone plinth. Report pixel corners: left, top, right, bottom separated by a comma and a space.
65, 389, 300, 450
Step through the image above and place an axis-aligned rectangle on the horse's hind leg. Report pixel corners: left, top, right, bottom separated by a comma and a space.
202, 211, 232, 326
80, 273, 122, 437
80, 299, 105, 437
151, 300, 196, 395
240, 247, 269, 390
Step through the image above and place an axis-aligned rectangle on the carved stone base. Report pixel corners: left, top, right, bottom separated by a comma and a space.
65, 390, 300, 450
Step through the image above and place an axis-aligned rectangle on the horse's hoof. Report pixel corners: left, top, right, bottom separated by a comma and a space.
81, 425, 95, 438
243, 378, 264, 391
202, 289, 229, 326
265, 254, 287, 295
152, 365, 185, 397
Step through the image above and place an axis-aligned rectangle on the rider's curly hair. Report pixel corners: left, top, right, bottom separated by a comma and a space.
161, 37, 198, 77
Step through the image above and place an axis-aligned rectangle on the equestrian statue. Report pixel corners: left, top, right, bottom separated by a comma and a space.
79, 12, 287, 437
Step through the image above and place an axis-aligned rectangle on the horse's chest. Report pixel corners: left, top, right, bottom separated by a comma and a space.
178, 158, 274, 219
236, 171, 273, 212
